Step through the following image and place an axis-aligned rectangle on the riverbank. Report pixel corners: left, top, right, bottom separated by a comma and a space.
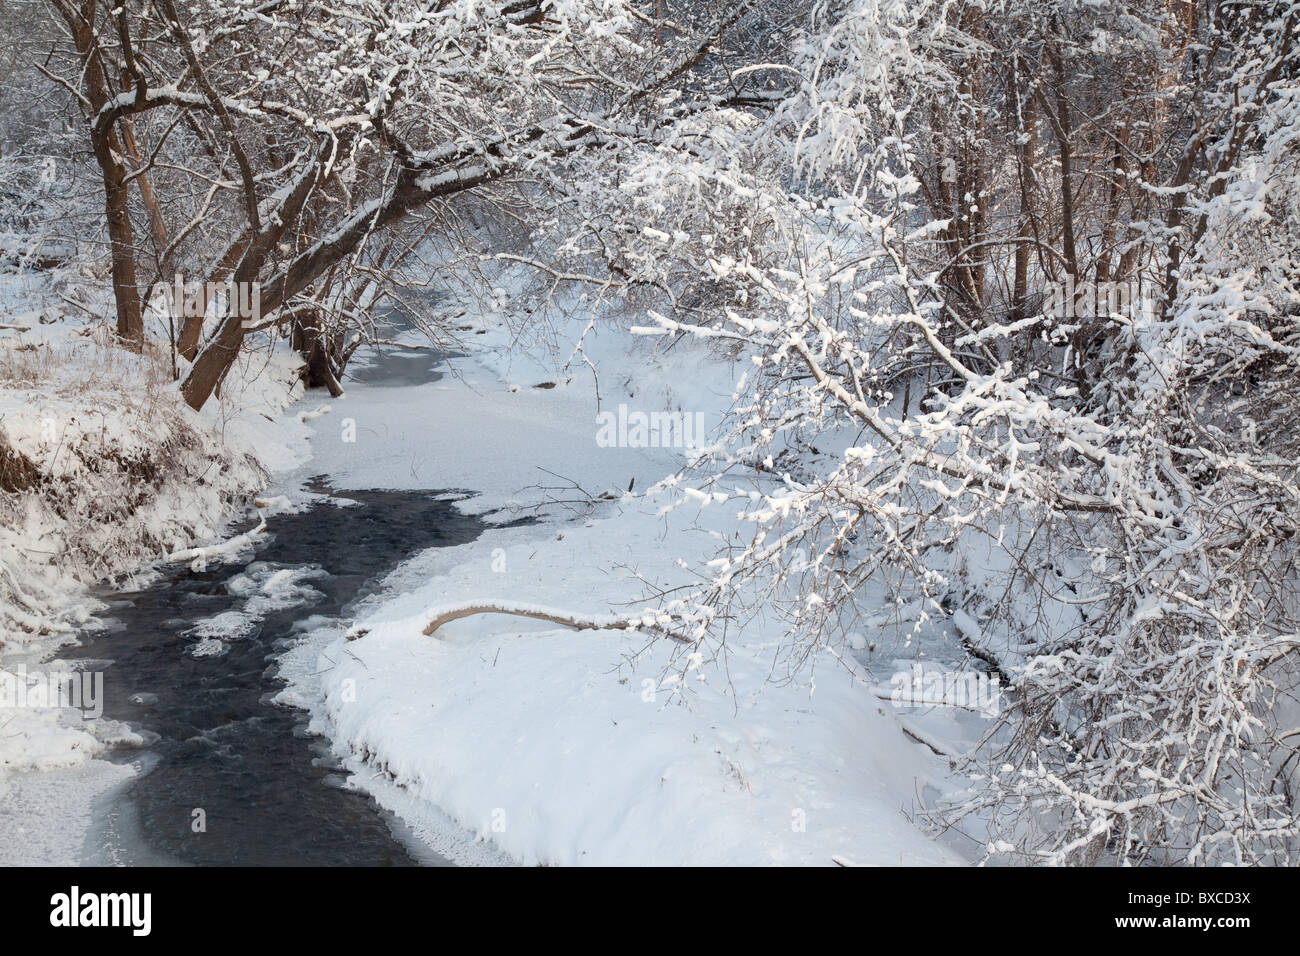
1, 276, 968, 865
0, 268, 311, 861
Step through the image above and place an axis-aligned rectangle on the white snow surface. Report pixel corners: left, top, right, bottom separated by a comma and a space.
2, 269, 965, 866
273, 301, 962, 865
277, 513, 961, 865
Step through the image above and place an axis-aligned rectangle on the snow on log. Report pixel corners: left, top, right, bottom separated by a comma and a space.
344, 601, 691, 642
163, 515, 266, 566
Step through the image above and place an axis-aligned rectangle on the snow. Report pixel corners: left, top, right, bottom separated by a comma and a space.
187, 637, 228, 659
184, 610, 259, 643
271, 299, 964, 865
0, 761, 137, 866
1, 271, 966, 867
297, 334, 692, 516
227, 563, 327, 616
277, 510, 961, 865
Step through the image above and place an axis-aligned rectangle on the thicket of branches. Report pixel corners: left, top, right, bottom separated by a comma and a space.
609, 0, 1300, 865
10, 0, 757, 404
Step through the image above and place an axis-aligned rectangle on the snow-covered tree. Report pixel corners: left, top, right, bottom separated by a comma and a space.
37, 0, 753, 404
625, 0, 1300, 864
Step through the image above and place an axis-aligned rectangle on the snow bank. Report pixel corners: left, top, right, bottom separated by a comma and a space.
277, 298, 960, 865
278, 511, 960, 865
0, 322, 292, 649
0, 268, 310, 846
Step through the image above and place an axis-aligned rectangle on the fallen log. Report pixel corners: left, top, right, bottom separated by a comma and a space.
345, 601, 692, 643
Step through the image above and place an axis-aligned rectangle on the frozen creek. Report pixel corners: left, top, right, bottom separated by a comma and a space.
60, 345, 498, 866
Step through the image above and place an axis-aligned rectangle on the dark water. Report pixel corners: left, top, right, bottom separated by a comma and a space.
343, 306, 462, 388
61, 482, 488, 866
346, 347, 447, 387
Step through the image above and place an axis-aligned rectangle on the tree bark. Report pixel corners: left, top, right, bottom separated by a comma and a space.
53, 0, 144, 349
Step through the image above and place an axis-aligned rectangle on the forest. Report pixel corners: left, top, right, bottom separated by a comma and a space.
0, 0, 1297, 869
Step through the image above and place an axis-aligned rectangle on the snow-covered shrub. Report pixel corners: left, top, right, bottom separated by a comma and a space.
630, 0, 1300, 864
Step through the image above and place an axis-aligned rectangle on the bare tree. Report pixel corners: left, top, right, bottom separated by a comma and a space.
613, 0, 1300, 864
38, 0, 755, 405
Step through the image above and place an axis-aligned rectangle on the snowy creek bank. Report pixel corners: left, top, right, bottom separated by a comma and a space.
0, 286, 309, 862
4, 302, 963, 866
56, 481, 496, 865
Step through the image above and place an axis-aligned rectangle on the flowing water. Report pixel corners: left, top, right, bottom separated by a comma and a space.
61, 339, 490, 866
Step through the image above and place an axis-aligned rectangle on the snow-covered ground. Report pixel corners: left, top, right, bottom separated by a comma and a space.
272, 303, 967, 865
277, 514, 962, 865
1, 268, 972, 866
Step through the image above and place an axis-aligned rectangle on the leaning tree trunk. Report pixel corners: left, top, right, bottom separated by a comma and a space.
96, 136, 144, 351
292, 313, 345, 396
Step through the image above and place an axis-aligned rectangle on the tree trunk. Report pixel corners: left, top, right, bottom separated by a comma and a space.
294, 313, 345, 396
58, 0, 144, 350
97, 136, 144, 350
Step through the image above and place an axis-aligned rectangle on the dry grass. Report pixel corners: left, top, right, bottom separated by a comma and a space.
0, 325, 175, 400
0, 431, 39, 493
0, 321, 267, 644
